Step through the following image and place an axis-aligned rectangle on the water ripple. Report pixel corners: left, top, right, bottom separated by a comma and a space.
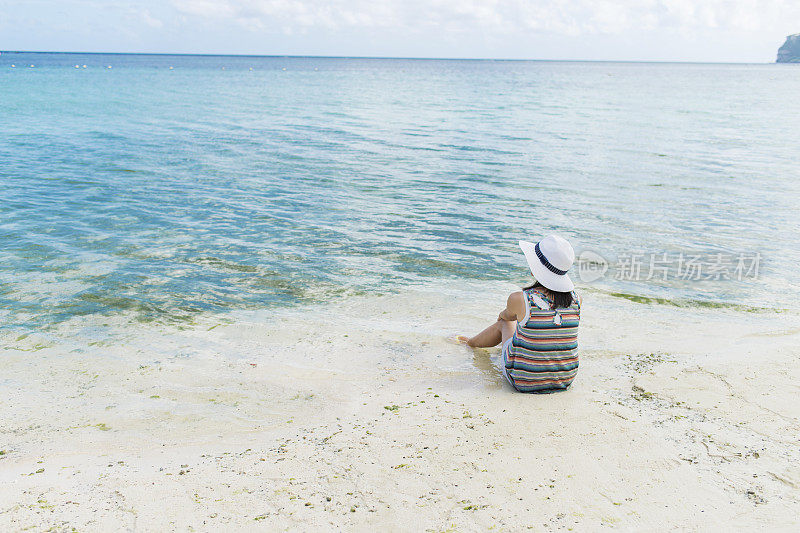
1, 54, 799, 331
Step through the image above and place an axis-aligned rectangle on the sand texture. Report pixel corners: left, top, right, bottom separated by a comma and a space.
1, 287, 799, 531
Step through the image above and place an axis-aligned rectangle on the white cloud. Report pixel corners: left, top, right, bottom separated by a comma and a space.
6, 0, 794, 59
172, 0, 237, 18
142, 9, 164, 28
169, 0, 800, 36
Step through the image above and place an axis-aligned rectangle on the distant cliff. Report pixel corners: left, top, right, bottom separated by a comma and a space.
777, 34, 800, 63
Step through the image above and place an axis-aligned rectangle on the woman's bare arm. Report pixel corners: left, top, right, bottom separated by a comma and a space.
498, 291, 526, 322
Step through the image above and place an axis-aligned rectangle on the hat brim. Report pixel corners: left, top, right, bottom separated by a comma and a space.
519, 240, 574, 292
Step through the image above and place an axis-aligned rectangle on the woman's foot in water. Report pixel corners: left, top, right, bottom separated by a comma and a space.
448, 335, 472, 346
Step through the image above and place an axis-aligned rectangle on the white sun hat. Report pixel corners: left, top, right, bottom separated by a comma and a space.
519, 235, 575, 292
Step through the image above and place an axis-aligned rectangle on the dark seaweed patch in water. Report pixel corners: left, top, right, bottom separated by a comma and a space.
606, 291, 783, 314
5, 278, 371, 333
74, 293, 203, 326
391, 254, 475, 277
187, 256, 260, 273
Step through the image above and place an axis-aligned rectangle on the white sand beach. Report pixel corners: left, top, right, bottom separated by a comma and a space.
1, 284, 799, 531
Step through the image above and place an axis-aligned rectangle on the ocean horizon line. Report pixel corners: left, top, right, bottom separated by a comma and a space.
0, 50, 773, 65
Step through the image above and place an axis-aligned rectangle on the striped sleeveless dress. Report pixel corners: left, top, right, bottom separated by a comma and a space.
501, 287, 581, 393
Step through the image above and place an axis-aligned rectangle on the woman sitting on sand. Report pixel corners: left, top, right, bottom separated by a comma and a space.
462, 235, 581, 393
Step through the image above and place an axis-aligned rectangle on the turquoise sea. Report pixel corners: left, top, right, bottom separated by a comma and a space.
2, 52, 800, 338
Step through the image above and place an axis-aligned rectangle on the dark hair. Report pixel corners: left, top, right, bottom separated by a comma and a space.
522, 281, 574, 309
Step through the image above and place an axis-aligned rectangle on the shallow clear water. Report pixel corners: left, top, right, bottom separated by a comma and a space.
2, 52, 800, 336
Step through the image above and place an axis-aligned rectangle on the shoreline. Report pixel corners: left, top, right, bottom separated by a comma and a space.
1, 288, 799, 530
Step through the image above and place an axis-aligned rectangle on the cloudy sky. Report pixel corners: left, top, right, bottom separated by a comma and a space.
1, 0, 797, 61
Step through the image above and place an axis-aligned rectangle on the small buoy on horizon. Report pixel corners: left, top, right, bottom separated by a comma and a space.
30, 64, 34, 67
314, 67, 318, 70
82, 65, 87, 68
169, 66, 174, 69
249, 67, 253, 71
282, 67, 286, 71
107, 65, 112, 69
11, 64, 15, 67
74, 64, 79, 68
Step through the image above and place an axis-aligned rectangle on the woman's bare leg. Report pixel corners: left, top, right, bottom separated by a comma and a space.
456, 318, 518, 348
465, 319, 504, 348
499, 319, 516, 344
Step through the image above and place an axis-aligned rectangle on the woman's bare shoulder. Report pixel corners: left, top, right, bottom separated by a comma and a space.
507, 290, 525, 303
506, 291, 527, 321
